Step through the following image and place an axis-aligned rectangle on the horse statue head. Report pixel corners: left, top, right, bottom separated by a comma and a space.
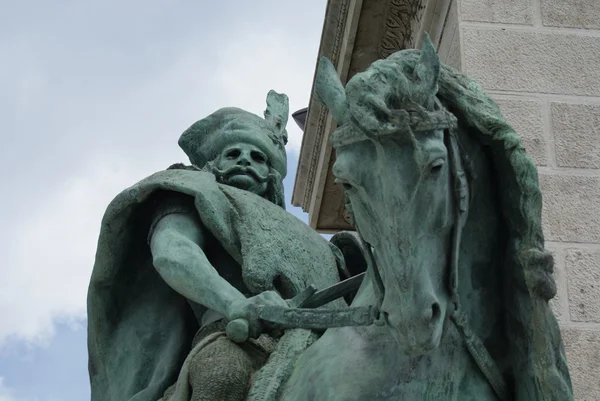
309, 34, 574, 400
316, 36, 464, 354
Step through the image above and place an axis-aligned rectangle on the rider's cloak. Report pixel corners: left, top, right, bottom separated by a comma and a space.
87, 169, 342, 401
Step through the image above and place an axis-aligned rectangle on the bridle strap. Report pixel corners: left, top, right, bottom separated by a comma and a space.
357, 228, 386, 324
344, 107, 509, 398
446, 132, 510, 401
354, 128, 509, 400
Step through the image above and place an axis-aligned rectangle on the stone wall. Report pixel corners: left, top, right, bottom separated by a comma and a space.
438, 1, 600, 399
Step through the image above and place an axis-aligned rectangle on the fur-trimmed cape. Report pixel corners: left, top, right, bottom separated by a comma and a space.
87, 169, 342, 400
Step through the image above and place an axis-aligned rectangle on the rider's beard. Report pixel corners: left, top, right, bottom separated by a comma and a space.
212, 165, 270, 184
212, 164, 271, 196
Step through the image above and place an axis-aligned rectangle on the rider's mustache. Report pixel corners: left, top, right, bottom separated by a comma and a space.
213, 164, 270, 184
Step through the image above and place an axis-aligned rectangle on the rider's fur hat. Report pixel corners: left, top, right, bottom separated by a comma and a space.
178, 91, 289, 178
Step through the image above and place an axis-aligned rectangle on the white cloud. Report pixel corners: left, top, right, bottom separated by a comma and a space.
0, 3, 324, 350
5, 41, 46, 124
0, 159, 149, 347
215, 29, 318, 151
0, 376, 60, 401
0, 38, 315, 343
0, 36, 230, 347
0, 377, 19, 401
0, 378, 14, 401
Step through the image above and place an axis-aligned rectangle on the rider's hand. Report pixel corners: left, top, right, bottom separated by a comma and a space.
226, 290, 288, 339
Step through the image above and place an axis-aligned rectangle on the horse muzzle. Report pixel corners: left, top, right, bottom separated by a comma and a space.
380, 298, 446, 355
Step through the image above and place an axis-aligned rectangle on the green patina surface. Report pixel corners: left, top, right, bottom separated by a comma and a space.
87, 91, 345, 401
281, 35, 572, 400
88, 36, 573, 401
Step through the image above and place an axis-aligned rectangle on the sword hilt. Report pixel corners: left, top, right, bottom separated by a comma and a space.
225, 285, 318, 343
226, 318, 250, 343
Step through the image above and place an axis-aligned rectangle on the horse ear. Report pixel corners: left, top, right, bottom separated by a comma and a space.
315, 57, 349, 124
413, 33, 440, 103
264, 90, 289, 144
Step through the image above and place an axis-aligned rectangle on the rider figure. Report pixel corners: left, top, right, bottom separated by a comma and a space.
149, 100, 291, 400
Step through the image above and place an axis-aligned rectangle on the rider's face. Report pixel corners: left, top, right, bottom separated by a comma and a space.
215, 143, 270, 196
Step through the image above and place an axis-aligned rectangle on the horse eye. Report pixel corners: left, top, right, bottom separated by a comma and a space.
430, 159, 444, 174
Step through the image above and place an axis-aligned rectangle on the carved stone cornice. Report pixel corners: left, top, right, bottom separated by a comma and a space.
379, 0, 426, 58
292, 0, 359, 214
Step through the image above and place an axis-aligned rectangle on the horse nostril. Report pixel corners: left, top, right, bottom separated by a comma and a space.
375, 311, 389, 326
430, 303, 441, 324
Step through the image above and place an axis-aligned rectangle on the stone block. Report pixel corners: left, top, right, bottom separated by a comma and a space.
539, 174, 600, 243
551, 102, 600, 168
494, 97, 547, 165
462, 28, 600, 96
541, 0, 600, 29
562, 327, 600, 401
565, 249, 600, 322
460, 0, 532, 24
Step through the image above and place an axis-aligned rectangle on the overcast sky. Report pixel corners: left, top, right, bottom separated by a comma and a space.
0, 1, 327, 399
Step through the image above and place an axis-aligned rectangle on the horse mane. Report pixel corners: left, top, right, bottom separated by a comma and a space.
334, 47, 572, 399
436, 66, 553, 291
435, 65, 573, 399
343, 48, 556, 300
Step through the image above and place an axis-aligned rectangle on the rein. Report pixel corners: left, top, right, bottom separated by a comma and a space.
354, 125, 510, 401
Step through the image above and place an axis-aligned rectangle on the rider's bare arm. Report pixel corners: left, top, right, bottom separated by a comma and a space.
149, 199, 247, 320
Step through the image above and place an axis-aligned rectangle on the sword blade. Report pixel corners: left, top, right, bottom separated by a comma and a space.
287, 284, 317, 308
257, 304, 378, 329
298, 272, 365, 309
